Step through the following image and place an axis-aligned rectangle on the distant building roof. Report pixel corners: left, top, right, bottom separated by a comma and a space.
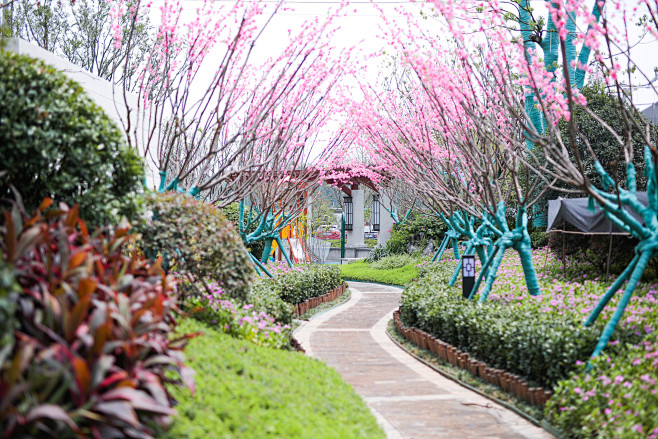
641, 102, 658, 125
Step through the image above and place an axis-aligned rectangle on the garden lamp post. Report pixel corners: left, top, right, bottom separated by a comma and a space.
462, 254, 475, 299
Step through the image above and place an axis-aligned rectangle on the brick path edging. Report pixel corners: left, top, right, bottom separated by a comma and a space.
293, 282, 348, 317
392, 309, 553, 407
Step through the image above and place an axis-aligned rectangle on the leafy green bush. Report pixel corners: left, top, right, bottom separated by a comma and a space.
272, 264, 342, 305
164, 318, 385, 439
529, 230, 549, 248
340, 259, 419, 286
0, 199, 193, 438
399, 264, 638, 388
0, 50, 144, 227
136, 193, 253, 300
365, 244, 389, 262
385, 214, 447, 254
247, 279, 295, 325
370, 254, 420, 270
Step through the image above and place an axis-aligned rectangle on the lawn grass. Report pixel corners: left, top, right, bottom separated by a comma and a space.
164, 318, 385, 439
340, 259, 419, 286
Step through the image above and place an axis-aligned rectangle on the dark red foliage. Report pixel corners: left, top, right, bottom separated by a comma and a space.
0, 199, 197, 439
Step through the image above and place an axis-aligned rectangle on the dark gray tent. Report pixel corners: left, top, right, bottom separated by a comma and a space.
546, 193, 648, 234
546, 194, 647, 277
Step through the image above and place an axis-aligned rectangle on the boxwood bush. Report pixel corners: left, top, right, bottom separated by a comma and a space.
399, 262, 638, 388
136, 193, 253, 300
272, 264, 342, 305
0, 50, 144, 227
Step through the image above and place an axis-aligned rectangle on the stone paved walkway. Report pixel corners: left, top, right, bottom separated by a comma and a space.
294, 281, 554, 439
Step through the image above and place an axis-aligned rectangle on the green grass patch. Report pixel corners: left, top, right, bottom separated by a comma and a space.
165, 318, 385, 439
340, 258, 420, 286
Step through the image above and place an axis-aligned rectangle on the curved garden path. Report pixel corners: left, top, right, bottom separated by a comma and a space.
294, 281, 554, 439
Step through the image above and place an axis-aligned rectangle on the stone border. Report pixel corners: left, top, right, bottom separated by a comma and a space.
293, 282, 348, 317
392, 309, 553, 407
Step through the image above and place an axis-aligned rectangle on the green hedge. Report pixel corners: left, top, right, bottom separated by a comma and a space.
399, 262, 637, 388
272, 265, 342, 305
247, 279, 295, 325
164, 318, 385, 439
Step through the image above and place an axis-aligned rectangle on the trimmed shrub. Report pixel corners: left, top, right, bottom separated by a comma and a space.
0, 199, 193, 438
0, 50, 144, 227
399, 263, 638, 388
136, 192, 253, 300
267, 264, 342, 305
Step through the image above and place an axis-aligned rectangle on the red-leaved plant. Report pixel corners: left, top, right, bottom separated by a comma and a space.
0, 197, 196, 438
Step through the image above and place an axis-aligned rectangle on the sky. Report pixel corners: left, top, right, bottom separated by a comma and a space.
158, 0, 657, 107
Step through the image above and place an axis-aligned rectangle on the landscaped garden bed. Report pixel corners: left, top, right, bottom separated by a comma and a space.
397, 247, 658, 438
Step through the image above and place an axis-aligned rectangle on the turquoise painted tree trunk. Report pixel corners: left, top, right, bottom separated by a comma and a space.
431, 214, 461, 262
519, 0, 606, 227
382, 204, 413, 225
237, 200, 297, 277
583, 146, 658, 359
468, 203, 542, 301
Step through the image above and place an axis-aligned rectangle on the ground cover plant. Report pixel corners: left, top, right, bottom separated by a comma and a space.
402, 247, 658, 437
164, 318, 386, 439
182, 262, 342, 349
340, 254, 429, 286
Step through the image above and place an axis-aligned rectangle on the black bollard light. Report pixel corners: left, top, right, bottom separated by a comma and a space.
462, 254, 475, 299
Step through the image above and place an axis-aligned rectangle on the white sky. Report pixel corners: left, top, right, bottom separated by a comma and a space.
159, 0, 657, 106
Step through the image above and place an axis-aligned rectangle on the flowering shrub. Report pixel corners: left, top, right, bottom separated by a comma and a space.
247, 279, 294, 325
190, 282, 291, 350
546, 337, 658, 438
404, 247, 658, 436
0, 199, 194, 438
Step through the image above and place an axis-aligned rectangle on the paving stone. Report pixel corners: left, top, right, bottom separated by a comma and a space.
294, 281, 554, 439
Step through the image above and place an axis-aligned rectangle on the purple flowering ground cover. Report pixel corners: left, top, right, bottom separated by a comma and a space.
185, 262, 342, 350
411, 247, 658, 438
